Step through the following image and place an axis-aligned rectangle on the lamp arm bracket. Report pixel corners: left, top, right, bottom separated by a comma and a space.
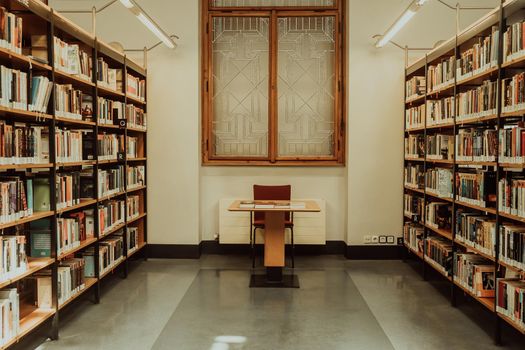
372, 35, 432, 51
437, 0, 494, 11
56, 0, 119, 14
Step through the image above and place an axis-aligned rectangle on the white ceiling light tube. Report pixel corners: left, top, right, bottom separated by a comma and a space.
119, 0, 176, 49
375, 0, 429, 48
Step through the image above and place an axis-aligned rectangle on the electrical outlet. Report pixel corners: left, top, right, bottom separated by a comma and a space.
363, 235, 372, 244
371, 236, 379, 244
379, 236, 387, 244
387, 236, 395, 244
397, 237, 404, 245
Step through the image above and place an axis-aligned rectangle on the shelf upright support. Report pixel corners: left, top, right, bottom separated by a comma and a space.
422, 54, 429, 282
93, 38, 101, 305
143, 57, 149, 262
451, 23, 459, 309
493, 2, 504, 345
92, 6, 96, 35
123, 58, 129, 279
402, 48, 408, 263
48, 14, 59, 341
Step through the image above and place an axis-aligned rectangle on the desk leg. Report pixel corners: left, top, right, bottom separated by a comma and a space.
249, 211, 299, 288
264, 211, 285, 269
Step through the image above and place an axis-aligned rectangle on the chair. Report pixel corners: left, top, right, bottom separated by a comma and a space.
251, 185, 295, 268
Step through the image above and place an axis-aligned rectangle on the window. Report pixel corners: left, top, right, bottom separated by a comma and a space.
202, 0, 346, 165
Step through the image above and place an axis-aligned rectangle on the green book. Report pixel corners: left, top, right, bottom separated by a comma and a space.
33, 178, 50, 212
30, 231, 51, 258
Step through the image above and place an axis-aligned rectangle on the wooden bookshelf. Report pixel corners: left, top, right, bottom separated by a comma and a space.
0, 258, 54, 290
0, 0, 149, 346
57, 237, 98, 261
403, 0, 525, 342
58, 278, 98, 310
56, 199, 97, 215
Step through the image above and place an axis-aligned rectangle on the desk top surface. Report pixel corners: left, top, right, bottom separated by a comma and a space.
228, 200, 321, 213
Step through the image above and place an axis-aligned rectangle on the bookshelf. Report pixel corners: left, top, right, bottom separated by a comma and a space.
403, 0, 525, 342
0, 0, 148, 347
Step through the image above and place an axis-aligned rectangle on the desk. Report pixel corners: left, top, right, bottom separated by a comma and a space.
228, 200, 321, 288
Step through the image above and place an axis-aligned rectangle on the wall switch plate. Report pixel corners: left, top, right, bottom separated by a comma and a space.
387, 236, 395, 244
364, 235, 372, 244
371, 236, 379, 244
379, 236, 387, 244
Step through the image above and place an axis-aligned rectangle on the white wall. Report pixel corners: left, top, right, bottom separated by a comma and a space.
50, 0, 499, 246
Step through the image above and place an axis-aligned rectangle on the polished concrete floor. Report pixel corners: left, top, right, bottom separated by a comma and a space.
34, 255, 524, 350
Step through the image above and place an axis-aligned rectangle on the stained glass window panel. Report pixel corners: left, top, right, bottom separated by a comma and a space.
212, 0, 335, 7
277, 16, 336, 157
212, 17, 270, 157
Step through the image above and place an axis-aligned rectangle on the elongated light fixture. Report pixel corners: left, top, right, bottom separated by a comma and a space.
119, 0, 176, 49
375, 0, 429, 48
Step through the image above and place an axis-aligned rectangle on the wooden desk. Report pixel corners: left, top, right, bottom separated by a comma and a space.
228, 200, 321, 287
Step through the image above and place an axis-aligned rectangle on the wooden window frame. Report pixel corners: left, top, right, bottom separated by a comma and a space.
201, 0, 347, 166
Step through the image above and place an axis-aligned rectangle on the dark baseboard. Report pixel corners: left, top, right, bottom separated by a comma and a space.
148, 242, 402, 260
148, 244, 200, 259
199, 240, 347, 256
346, 245, 403, 260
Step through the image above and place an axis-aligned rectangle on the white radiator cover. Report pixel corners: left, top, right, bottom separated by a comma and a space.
218, 199, 326, 245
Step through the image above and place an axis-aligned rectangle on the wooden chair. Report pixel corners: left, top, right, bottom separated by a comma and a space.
251, 185, 295, 268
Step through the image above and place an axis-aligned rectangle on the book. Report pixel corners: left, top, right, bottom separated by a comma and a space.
456, 210, 496, 257
0, 65, 27, 110
0, 122, 49, 165
53, 37, 92, 80
404, 193, 424, 222
405, 104, 425, 130
455, 128, 497, 162
54, 84, 84, 120
36, 275, 52, 309
0, 288, 19, 345
127, 165, 145, 189
427, 56, 455, 93
98, 200, 125, 234
81, 94, 93, 121
454, 253, 495, 297
0, 7, 22, 55
58, 258, 85, 306
29, 75, 53, 113
126, 73, 146, 101
426, 202, 452, 230
239, 201, 255, 208
33, 177, 50, 212
55, 128, 85, 163
403, 223, 424, 255
426, 96, 455, 126
456, 80, 497, 120
97, 133, 123, 161
98, 166, 124, 198
97, 97, 124, 126
426, 134, 453, 160
405, 76, 425, 99
456, 171, 497, 207
29, 218, 51, 257
126, 104, 147, 130
456, 26, 499, 81
127, 195, 140, 220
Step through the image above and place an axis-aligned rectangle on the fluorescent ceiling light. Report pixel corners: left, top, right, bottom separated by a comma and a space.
119, 0, 134, 9
119, 0, 176, 49
375, 0, 428, 48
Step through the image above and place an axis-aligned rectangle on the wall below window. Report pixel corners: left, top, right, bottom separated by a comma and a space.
51, 0, 499, 247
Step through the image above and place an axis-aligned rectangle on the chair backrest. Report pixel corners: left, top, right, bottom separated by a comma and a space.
253, 185, 291, 222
